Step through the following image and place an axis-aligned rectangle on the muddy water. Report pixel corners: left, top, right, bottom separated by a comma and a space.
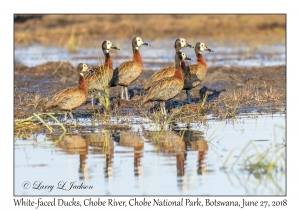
14, 114, 285, 195
14, 39, 285, 70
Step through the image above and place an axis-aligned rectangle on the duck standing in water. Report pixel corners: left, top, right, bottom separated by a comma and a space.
142, 38, 193, 91
84, 40, 120, 106
141, 51, 191, 115
183, 42, 213, 103
44, 63, 92, 122
109, 37, 150, 100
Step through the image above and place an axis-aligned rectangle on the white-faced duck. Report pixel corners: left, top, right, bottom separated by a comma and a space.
109, 37, 150, 100
44, 63, 93, 123
84, 40, 120, 106
141, 51, 191, 115
183, 42, 213, 103
142, 38, 193, 91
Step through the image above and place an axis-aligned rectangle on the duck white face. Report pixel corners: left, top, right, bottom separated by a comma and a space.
175, 38, 193, 51
78, 63, 89, 73
181, 52, 187, 61
81, 63, 89, 72
179, 38, 187, 48
199, 42, 208, 52
180, 38, 193, 48
133, 37, 150, 50
103, 40, 120, 53
196, 42, 214, 53
135, 37, 144, 47
175, 51, 192, 62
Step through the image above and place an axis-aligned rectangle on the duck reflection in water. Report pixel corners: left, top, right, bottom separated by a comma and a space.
145, 129, 208, 191
144, 129, 187, 190
112, 131, 144, 177
85, 130, 114, 181
177, 129, 209, 175
49, 134, 89, 180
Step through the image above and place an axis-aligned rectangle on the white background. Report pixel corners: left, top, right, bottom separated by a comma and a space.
4, 0, 297, 209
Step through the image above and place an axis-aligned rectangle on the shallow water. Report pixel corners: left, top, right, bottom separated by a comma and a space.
14, 113, 286, 196
14, 39, 285, 70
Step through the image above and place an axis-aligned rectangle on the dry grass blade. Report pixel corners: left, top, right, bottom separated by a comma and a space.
222, 134, 285, 176
14, 120, 41, 138
44, 113, 66, 133
14, 113, 67, 136
33, 113, 53, 133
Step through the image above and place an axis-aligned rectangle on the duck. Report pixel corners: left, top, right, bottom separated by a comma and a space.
44, 63, 92, 122
84, 40, 120, 106
142, 38, 193, 91
183, 42, 213, 103
109, 37, 150, 100
141, 51, 191, 115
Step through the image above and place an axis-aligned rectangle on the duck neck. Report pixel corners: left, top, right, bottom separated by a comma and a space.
78, 74, 88, 98
133, 49, 143, 65
175, 46, 182, 52
181, 61, 188, 77
104, 52, 113, 70
197, 53, 207, 67
174, 61, 184, 81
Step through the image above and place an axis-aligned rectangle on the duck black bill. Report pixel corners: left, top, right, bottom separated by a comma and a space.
186, 43, 194, 48
142, 43, 151, 46
185, 57, 192, 61
112, 44, 120, 50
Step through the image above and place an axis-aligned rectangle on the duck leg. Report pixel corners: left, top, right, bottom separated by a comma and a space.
125, 86, 129, 100
163, 106, 167, 116
91, 94, 94, 106
160, 101, 167, 115
121, 87, 124, 99
160, 102, 164, 115
64, 112, 68, 122
69, 111, 74, 123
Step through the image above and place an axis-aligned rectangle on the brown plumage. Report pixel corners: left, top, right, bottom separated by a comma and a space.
142, 38, 193, 91
44, 63, 91, 122
84, 40, 120, 106
141, 51, 191, 115
109, 37, 150, 100
184, 42, 213, 103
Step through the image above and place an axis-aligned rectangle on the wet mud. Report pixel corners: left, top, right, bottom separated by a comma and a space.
14, 61, 286, 120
